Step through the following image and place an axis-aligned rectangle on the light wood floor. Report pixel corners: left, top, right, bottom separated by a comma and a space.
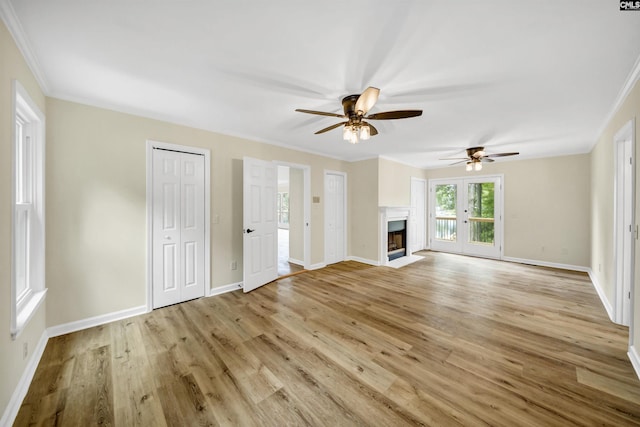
278, 228, 303, 277
15, 252, 640, 426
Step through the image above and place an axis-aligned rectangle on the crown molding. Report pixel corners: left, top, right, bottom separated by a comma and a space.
594, 51, 640, 145
0, 0, 49, 93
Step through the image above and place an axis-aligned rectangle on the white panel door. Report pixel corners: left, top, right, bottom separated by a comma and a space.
410, 178, 427, 252
325, 172, 346, 265
243, 157, 278, 292
152, 149, 205, 308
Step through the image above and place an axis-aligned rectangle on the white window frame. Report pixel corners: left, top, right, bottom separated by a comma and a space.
11, 80, 46, 340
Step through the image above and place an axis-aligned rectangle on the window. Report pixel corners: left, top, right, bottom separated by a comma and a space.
277, 192, 289, 228
11, 81, 46, 339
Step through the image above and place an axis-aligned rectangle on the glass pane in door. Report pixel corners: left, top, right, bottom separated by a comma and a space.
435, 184, 457, 241
467, 182, 495, 245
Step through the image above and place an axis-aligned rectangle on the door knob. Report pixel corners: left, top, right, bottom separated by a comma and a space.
164, 236, 171, 239
246, 228, 255, 233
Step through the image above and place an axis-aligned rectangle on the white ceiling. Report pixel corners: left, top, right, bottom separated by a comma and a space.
4, 0, 640, 168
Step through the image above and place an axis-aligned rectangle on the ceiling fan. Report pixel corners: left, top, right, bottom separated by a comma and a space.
295, 87, 422, 144
441, 146, 519, 171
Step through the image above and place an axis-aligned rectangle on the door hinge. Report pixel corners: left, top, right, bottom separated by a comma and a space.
630, 157, 633, 165
629, 291, 632, 299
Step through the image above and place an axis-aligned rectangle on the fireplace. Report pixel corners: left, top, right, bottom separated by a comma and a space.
379, 206, 412, 265
387, 220, 407, 261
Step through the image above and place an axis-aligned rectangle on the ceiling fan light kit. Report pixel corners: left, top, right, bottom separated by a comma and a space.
442, 146, 519, 171
296, 86, 422, 144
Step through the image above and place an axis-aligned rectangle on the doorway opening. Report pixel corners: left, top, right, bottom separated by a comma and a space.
277, 165, 305, 276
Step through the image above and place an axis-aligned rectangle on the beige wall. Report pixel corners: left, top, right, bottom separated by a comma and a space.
348, 158, 380, 262
427, 154, 592, 267
289, 167, 304, 262
378, 157, 428, 207
590, 79, 640, 349
0, 20, 48, 420
45, 98, 349, 326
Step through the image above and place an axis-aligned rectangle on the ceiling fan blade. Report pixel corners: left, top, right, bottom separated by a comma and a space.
481, 157, 495, 162
449, 160, 469, 166
355, 87, 380, 115
366, 110, 423, 120
485, 152, 520, 158
362, 121, 379, 136
295, 109, 346, 118
440, 157, 469, 160
314, 121, 348, 135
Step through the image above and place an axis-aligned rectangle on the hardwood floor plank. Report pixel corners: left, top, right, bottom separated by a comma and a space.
15, 252, 640, 426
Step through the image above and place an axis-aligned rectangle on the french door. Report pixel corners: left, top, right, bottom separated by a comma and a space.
429, 176, 502, 259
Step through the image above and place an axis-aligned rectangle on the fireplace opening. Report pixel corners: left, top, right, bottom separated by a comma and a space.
387, 220, 407, 261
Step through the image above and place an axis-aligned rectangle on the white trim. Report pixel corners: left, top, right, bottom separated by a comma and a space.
346, 256, 380, 266
502, 256, 590, 273
380, 206, 412, 266
310, 262, 327, 270
0, 1, 50, 93
46, 305, 147, 338
595, 52, 640, 146
146, 140, 211, 311
209, 282, 243, 297
613, 118, 636, 327
11, 80, 46, 340
586, 269, 615, 323
11, 290, 46, 340
0, 330, 48, 427
629, 345, 640, 381
288, 258, 305, 266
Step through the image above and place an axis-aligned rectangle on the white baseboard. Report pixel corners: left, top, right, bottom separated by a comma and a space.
47, 305, 147, 338
1, 330, 48, 427
587, 269, 615, 322
346, 256, 380, 266
288, 258, 304, 266
629, 345, 640, 381
209, 282, 243, 296
502, 256, 589, 273
502, 257, 615, 323
309, 262, 326, 270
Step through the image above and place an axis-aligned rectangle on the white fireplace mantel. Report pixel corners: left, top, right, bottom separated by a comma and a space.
380, 206, 412, 266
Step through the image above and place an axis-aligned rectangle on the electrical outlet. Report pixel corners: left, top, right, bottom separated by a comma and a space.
23, 342, 28, 360
231, 260, 237, 270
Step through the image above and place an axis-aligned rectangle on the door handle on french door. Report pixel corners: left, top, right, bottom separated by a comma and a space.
245, 228, 255, 233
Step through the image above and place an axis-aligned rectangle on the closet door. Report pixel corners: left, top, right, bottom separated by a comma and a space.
324, 171, 346, 265
152, 149, 205, 308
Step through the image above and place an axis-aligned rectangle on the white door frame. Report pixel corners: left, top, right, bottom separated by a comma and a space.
613, 118, 635, 329
324, 170, 347, 265
429, 174, 504, 259
146, 140, 211, 311
275, 161, 311, 270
